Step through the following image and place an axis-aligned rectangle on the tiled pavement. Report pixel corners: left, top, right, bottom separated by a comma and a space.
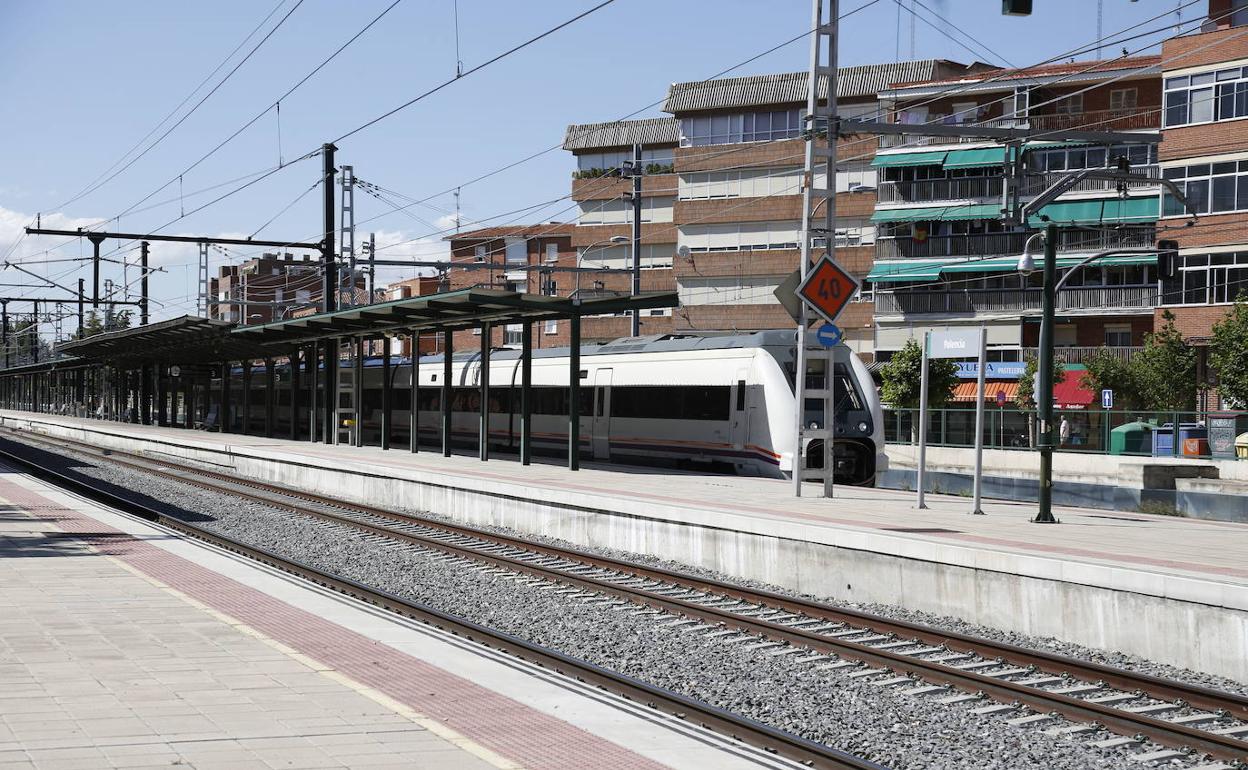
0, 507, 505, 769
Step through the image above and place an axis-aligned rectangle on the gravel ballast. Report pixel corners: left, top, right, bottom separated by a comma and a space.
0, 433, 1234, 770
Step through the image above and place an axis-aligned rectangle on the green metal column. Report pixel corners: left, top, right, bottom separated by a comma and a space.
381, 336, 392, 450
520, 321, 532, 466
322, 339, 336, 445
241, 362, 252, 435
220, 363, 231, 434
479, 323, 490, 461
410, 331, 420, 453
264, 359, 275, 438
568, 312, 581, 471
1035, 222, 1058, 524
442, 329, 453, 457
289, 350, 300, 440
353, 337, 364, 448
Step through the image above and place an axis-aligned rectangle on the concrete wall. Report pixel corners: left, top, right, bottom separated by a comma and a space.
4, 413, 1246, 683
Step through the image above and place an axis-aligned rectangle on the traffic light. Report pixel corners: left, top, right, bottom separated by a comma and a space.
1002, 0, 1032, 15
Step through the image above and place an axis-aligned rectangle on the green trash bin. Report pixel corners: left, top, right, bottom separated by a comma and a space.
1110, 421, 1155, 455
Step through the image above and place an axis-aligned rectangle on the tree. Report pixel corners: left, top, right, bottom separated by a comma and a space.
879, 338, 959, 409
69, 309, 133, 341
1082, 347, 1144, 411
1210, 297, 1248, 408
1014, 355, 1065, 408
1132, 310, 1196, 411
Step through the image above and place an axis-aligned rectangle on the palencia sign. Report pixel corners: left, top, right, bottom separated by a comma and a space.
925, 328, 983, 359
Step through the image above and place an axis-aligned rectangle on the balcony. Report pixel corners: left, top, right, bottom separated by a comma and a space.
877, 110, 1160, 148
1020, 345, 1143, 365
875, 166, 1159, 204
875, 226, 1156, 260
875, 285, 1158, 317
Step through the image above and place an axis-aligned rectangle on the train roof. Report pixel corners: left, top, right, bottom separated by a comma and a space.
423, 330, 798, 365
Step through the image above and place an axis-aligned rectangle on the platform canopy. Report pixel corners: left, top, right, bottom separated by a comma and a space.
231, 288, 679, 347
55, 315, 265, 365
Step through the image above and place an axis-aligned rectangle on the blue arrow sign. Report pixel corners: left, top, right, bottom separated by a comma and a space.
816, 323, 843, 347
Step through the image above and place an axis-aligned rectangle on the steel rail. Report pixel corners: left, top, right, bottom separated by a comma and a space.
3, 427, 1246, 762
0, 439, 884, 770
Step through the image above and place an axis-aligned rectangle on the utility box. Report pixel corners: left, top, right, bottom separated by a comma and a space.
1109, 421, 1153, 455
1152, 422, 1208, 457
1209, 414, 1241, 460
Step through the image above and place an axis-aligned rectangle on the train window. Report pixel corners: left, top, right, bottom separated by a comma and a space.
596, 387, 604, 417
612, 386, 731, 421
735, 379, 746, 411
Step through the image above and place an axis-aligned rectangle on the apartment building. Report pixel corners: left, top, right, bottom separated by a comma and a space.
385, 276, 443, 357
1157, 0, 1248, 408
442, 223, 577, 349
867, 55, 1165, 384
209, 252, 325, 325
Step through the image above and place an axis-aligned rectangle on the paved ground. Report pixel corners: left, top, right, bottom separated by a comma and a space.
0, 494, 501, 769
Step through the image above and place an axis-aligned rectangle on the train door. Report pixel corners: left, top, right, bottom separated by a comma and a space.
730, 368, 749, 451
591, 368, 612, 460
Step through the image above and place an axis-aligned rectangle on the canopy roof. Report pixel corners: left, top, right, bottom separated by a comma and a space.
868, 253, 1156, 283
56, 316, 260, 365
232, 288, 679, 347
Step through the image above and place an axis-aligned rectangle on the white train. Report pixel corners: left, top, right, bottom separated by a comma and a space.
230, 331, 886, 486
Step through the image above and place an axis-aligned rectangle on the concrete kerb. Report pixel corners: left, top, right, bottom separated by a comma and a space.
3, 413, 1247, 683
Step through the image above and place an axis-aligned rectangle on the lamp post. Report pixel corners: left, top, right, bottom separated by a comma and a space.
574, 236, 628, 302
1018, 231, 1174, 524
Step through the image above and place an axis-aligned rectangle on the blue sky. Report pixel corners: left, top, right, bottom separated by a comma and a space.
0, 0, 1195, 323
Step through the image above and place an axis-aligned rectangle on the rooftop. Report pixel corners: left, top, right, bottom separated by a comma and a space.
661, 60, 989, 112
444, 222, 577, 242
887, 55, 1162, 95
562, 117, 680, 151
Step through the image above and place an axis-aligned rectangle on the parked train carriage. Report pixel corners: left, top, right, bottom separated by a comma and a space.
226, 332, 885, 486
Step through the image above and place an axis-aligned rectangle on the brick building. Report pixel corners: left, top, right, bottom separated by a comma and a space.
209, 253, 325, 325
868, 56, 1164, 373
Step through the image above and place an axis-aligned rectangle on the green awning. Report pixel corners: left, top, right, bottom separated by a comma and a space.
1028, 196, 1159, 226
942, 147, 1008, 169
871, 150, 947, 168
872, 203, 1002, 223
1089, 253, 1157, 267
867, 260, 946, 282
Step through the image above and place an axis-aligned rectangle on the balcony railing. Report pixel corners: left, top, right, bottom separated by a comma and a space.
875, 226, 1156, 260
1020, 345, 1144, 364
875, 167, 1159, 204
877, 110, 1160, 148
875, 285, 1158, 316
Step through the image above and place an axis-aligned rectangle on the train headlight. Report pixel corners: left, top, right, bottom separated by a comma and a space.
857, 421, 869, 434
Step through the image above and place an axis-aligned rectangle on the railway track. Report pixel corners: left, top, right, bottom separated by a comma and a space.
3, 426, 1247, 767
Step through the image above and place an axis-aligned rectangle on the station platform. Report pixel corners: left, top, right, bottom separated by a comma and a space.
2, 410, 1245, 686
0, 445, 787, 769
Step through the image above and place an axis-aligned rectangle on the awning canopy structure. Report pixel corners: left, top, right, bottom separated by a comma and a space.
1053, 369, 1095, 409
231, 288, 679, 347
869, 253, 1157, 283
872, 203, 1002, 223
56, 316, 262, 365
941, 146, 1011, 169
1028, 196, 1158, 226
952, 380, 1019, 403
871, 150, 947, 168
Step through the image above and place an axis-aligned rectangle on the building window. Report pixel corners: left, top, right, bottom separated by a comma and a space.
678, 167, 803, 200
678, 221, 801, 253
580, 244, 675, 270
504, 238, 527, 264
474, 244, 487, 262
1109, 88, 1137, 112
1162, 160, 1248, 216
1104, 324, 1132, 347
1160, 252, 1248, 306
504, 324, 522, 346
1012, 87, 1030, 118
1029, 142, 1156, 173
1164, 66, 1248, 127
545, 319, 558, 334
296, 289, 311, 303
576, 148, 674, 174
546, 243, 558, 262
1053, 93, 1084, 115
578, 196, 674, 225
679, 108, 802, 147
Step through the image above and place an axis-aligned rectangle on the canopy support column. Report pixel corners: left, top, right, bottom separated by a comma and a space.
306, 345, 318, 442
479, 323, 490, 462
521, 322, 532, 466
289, 350, 300, 441
241, 362, 252, 435
409, 330, 420, 453
220, 362, 231, 434
381, 336, 392, 451
441, 329, 452, 457
264, 358, 275, 438
568, 312, 581, 471
353, 336, 364, 448
322, 339, 337, 445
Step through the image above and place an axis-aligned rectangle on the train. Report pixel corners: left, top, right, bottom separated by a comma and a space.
225, 331, 886, 486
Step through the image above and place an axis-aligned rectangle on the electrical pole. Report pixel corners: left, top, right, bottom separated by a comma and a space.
197, 241, 209, 316
88, 233, 105, 309
1035, 223, 1058, 523
31, 301, 39, 363
340, 165, 356, 306
77, 279, 85, 338
630, 143, 642, 337
140, 241, 150, 326
1, 300, 8, 369
322, 143, 338, 313
368, 232, 376, 303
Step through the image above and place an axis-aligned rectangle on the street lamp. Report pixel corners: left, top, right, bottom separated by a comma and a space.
573, 236, 628, 303
1020, 225, 1177, 525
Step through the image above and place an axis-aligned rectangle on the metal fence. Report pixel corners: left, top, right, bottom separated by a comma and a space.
884, 407, 1248, 459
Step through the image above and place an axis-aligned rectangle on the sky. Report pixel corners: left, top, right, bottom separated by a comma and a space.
0, 0, 1199, 331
